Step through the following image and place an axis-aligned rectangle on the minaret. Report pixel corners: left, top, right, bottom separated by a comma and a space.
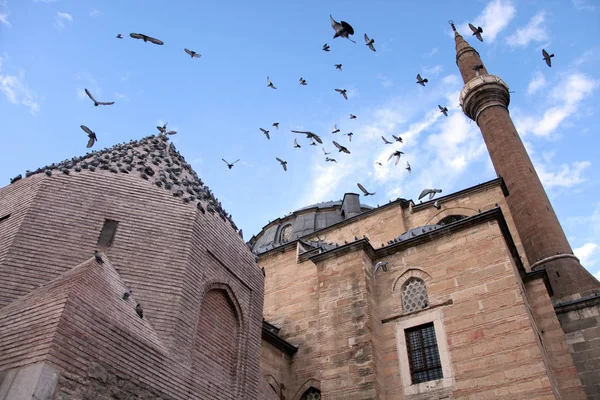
450, 21, 599, 301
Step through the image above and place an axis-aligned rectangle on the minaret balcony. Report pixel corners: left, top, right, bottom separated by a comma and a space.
460, 74, 511, 123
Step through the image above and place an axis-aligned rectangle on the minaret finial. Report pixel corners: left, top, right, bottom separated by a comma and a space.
449, 20, 456, 32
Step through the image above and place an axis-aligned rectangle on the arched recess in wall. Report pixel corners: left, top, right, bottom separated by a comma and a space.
192, 283, 243, 397
279, 223, 293, 243
264, 374, 281, 397
293, 378, 321, 400
392, 268, 432, 293
425, 207, 478, 226
392, 269, 433, 314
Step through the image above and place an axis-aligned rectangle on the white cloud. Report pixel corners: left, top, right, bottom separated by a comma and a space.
423, 65, 443, 76
506, 12, 549, 48
89, 8, 102, 18
377, 74, 393, 88
452, 0, 516, 43
0, 13, 10, 27
424, 48, 438, 57
574, 243, 598, 268
536, 160, 591, 188
573, 0, 595, 11
54, 11, 72, 30
527, 71, 546, 95
0, 56, 41, 115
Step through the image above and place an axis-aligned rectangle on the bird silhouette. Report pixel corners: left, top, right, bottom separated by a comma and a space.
116, 34, 123, 39
85, 89, 114, 106
310, 138, 318, 146
357, 183, 375, 196
392, 135, 403, 143
375, 161, 382, 166
325, 157, 337, 163
122, 290, 132, 300
335, 64, 343, 71
418, 188, 443, 200
330, 15, 356, 43
332, 124, 340, 134
406, 161, 411, 173
542, 49, 554, 67
184, 48, 201, 58
130, 33, 163, 45
433, 200, 441, 210
267, 76, 277, 89
335, 88, 348, 99
350, 114, 357, 119
333, 141, 351, 154
292, 130, 323, 144
276, 157, 288, 171
299, 77, 307, 85
364, 34, 376, 51
438, 105, 449, 116
323, 148, 331, 155
260, 128, 270, 139
374, 261, 388, 274
323, 43, 331, 52
81, 125, 97, 148
135, 303, 144, 318
473, 64, 484, 76
94, 250, 104, 264
388, 150, 404, 166
294, 138, 301, 148
468, 23, 483, 42
222, 159, 239, 169
157, 122, 168, 133
345, 132, 353, 142
272, 122, 279, 130
416, 74, 428, 86
382, 136, 393, 145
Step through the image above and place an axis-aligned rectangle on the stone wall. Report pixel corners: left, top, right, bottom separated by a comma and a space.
259, 340, 292, 399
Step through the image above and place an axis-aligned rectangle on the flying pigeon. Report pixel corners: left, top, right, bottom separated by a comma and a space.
292, 130, 323, 144
222, 159, 240, 169
116, 34, 123, 39
418, 188, 443, 200
94, 250, 103, 264
542, 49, 554, 67
85, 89, 114, 107
335, 64, 343, 71
325, 157, 337, 163
357, 183, 375, 196
345, 132, 353, 142
333, 140, 351, 154
416, 74, 428, 86
122, 290, 132, 300
388, 150, 404, 166
350, 114, 357, 119
335, 88, 348, 99
130, 33, 163, 45
381, 136, 393, 145
323, 43, 331, 52
157, 122, 168, 133
364, 33, 376, 51
276, 157, 288, 171
438, 105, 448, 116
392, 135, 403, 143
473, 64, 484, 76
267, 76, 277, 89
81, 125, 97, 148
299, 77, 307, 86
433, 200, 441, 210
294, 138, 301, 148
272, 122, 279, 129
374, 261, 388, 274
323, 148, 331, 155
310, 138, 318, 146
406, 161, 411, 173
375, 161, 382, 166
332, 124, 340, 134
468, 23, 483, 42
184, 48, 201, 58
259, 128, 270, 140
330, 15, 356, 43
135, 303, 144, 318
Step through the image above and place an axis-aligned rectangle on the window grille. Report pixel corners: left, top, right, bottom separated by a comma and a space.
300, 388, 321, 400
405, 322, 443, 384
402, 278, 429, 313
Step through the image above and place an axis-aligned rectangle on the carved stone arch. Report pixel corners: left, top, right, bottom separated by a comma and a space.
392, 268, 433, 293
264, 374, 281, 396
424, 206, 478, 225
293, 378, 321, 400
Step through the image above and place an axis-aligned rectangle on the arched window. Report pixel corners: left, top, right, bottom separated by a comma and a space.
438, 214, 468, 226
402, 278, 429, 313
300, 387, 321, 400
279, 224, 292, 243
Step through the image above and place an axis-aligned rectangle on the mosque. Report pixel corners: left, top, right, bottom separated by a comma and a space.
0, 24, 599, 400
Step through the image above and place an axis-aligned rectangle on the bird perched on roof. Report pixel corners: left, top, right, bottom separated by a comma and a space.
333, 141, 351, 154
292, 130, 323, 144
388, 150, 404, 166
272, 122, 279, 130
468, 23, 483, 42
323, 148, 331, 155
299, 77, 307, 86
267, 76, 276, 89
357, 183, 375, 196
418, 188, 442, 200
350, 114, 357, 119
438, 105, 448, 116
323, 43, 331, 52
392, 135, 403, 143
406, 161, 411, 173
116, 34, 123, 39
374, 261, 388, 274
260, 128, 270, 139
94, 250, 104, 264
293, 138, 301, 148
364, 34, 376, 51
473, 64, 484, 76
433, 200, 441, 210
330, 15, 356, 42
122, 290, 132, 300
222, 159, 239, 169
542, 49, 554, 67
156, 122, 177, 135
276, 158, 288, 171
345, 132, 353, 142
130, 33, 163, 45
416, 74, 428, 86
84, 89, 114, 107
184, 48, 201, 58
325, 157, 337, 163
335, 63, 343, 71
135, 303, 144, 318
81, 125, 97, 148
10, 175, 22, 184
332, 124, 340, 134
335, 88, 348, 99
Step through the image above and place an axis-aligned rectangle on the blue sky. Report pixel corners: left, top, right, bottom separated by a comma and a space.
1, 0, 599, 277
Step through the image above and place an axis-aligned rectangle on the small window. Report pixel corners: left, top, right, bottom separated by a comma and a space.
0, 214, 10, 223
402, 278, 429, 313
405, 322, 443, 384
97, 219, 119, 249
279, 224, 292, 243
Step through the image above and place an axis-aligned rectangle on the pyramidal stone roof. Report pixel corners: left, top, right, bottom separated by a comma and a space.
7, 133, 240, 234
